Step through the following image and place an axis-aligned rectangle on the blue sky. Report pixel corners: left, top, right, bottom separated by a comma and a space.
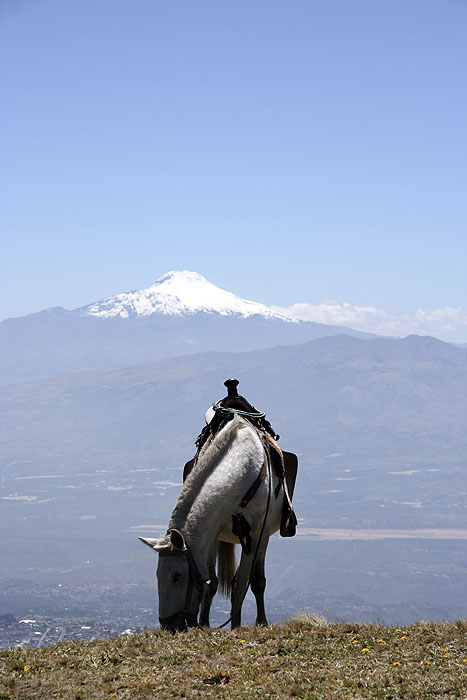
1, 1, 466, 339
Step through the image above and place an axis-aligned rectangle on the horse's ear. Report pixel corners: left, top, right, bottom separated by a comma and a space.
169, 528, 186, 551
138, 537, 160, 551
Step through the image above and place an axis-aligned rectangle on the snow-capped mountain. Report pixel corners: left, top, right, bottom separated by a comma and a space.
1, 271, 377, 385
78, 271, 293, 321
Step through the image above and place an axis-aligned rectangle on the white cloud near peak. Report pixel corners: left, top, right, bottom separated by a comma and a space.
271, 302, 467, 344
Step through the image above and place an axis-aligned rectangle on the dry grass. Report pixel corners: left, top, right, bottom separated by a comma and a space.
1, 617, 466, 699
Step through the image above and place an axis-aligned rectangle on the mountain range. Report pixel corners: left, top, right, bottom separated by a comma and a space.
0, 271, 376, 385
2, 332, 467, 463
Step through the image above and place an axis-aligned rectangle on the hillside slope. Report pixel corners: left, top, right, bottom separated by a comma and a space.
1, 616, 466, 699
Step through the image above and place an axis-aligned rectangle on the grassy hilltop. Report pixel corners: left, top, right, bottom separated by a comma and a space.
1, 615, 466, 699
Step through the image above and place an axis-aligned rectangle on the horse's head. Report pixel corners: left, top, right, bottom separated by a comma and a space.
139, 529, 202, 632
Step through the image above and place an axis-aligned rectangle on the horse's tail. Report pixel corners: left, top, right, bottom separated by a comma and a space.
217, 541, 237, 597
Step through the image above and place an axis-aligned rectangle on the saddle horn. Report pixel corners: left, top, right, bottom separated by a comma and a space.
224, 378, 239, 398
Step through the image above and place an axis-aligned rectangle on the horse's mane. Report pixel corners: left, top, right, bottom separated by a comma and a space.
168, 414, 250, 529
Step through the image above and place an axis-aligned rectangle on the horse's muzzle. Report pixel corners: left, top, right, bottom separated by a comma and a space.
159, 611, 198, 632
159, 611, 187, 632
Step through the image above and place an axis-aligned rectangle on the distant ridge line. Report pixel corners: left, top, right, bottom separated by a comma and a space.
297, 528, 467, 540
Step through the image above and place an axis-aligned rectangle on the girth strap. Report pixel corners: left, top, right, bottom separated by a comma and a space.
232, 512, 252, 555
239, 458, 267, 509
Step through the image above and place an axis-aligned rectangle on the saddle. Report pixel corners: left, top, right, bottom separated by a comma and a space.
183, 379, 298, 546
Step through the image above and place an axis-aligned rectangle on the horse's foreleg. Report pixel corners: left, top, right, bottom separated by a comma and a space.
199, 575, 217, 627
251, 547, 268, 626
198, 547, 217, 627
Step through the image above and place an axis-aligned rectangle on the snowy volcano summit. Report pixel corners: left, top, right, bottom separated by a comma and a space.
79, 270, 293, 321
1, 270, 379, 385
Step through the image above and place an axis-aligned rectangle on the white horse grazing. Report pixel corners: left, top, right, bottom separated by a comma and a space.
140, 408, 290, 631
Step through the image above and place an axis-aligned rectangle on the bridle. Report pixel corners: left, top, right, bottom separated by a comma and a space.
158, 543, 211, 630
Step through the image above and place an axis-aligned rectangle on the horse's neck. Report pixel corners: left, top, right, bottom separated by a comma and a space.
168, 418, 264, 544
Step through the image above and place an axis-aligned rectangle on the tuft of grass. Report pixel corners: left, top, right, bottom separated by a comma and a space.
285, 612, 328, 629
1, 617, 466, 699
